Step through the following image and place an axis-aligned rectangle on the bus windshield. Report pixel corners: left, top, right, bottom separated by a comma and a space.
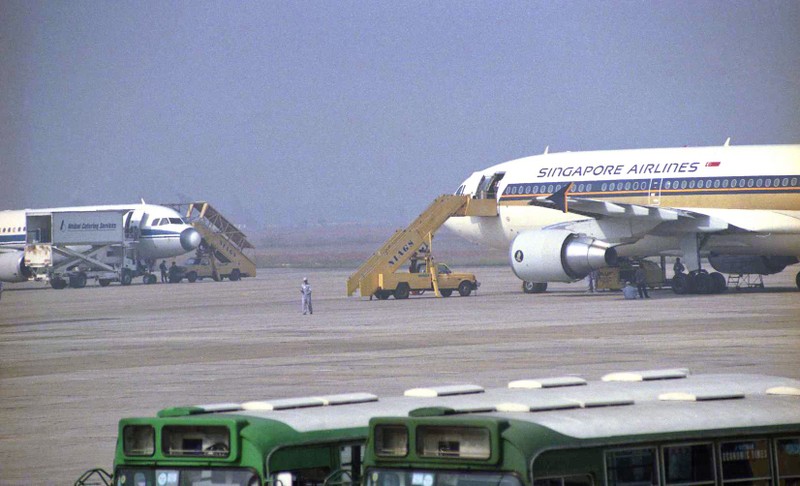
366, 469, 521, 486
115, 468, 258, 486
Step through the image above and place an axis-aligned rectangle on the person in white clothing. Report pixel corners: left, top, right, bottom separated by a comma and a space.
301, 278, 313, 315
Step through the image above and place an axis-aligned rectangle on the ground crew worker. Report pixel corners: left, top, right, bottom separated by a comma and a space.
159, 260, 168, 283
622, 281, 638, 299
409, 252, 418, 273
168, 261, 179, 283
587, 269, 597, 293
301, 277, 313, 315
635, 263, 650, 298
673, 257, 685, 276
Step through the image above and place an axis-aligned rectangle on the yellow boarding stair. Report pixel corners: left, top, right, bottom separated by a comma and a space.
347, 194, 495, 297
185, 202, 257, 278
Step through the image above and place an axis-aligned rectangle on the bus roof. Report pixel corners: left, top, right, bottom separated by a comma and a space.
153, 371, 798, 436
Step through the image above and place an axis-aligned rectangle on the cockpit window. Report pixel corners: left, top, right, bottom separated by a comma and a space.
160, 219, 170, 226
170, 218, 185, 224
152, 219, 161, 226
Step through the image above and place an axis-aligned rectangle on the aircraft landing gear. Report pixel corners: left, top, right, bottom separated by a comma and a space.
671, 270, 727, 295
522, 281, 548, 294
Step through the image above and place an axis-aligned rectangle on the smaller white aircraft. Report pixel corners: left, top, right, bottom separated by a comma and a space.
0, 202, 201, 287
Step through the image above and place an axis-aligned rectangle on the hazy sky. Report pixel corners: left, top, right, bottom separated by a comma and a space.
2, 1, 799, 227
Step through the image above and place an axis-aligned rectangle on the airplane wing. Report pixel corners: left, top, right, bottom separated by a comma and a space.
530, 183, 734, 234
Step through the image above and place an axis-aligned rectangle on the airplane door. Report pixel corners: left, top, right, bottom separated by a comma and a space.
648, 178, 662, 206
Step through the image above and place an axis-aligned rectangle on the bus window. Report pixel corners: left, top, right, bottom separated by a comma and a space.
606, 448, 657, 486
776, 438, 800, 486
663, 444, 715, 485
720, 440, 771, 486
534, 475, 593, 486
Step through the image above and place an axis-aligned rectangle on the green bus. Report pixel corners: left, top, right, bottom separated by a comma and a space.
364, 371, 800, 486
101, 392, 434, 486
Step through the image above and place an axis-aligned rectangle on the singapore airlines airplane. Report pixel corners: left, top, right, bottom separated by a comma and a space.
0, 202, 201, 286
444, 143, 800, 294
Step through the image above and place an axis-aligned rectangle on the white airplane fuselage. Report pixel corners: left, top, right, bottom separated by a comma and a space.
0, 203, 200, 283
445, 144, 800, 288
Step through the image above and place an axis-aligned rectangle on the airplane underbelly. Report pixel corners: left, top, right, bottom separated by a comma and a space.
615, 234, 800, 258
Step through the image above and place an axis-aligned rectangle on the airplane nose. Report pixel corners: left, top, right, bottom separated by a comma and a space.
180, 227, 201, 252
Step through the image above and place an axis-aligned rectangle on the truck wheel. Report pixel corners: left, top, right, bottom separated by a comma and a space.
440, 289, 453, 297
51, 277, 68, 290
374, 291, 390, 300
394, 283, 410, 300
69, 272, 88, 289
458, 281, 472, 297
229, 269, 241, 281
187, 271, 198, 283
120, 270, 133, 286
98, 279, 111, 287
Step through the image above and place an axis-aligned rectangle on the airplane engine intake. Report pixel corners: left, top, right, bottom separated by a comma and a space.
510, 229, 617, 282
0, 251, 32, 282
708, 255, 798, 276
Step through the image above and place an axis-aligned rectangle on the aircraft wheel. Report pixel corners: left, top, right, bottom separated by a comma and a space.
51, 277, 68, 290
522, 281, 548, 294
98, 279, 111, 287
710, 272, 727, 293
394, 283, 410, 300
440, 289, 453, 297
229, 269, 241, 281
671, 273, 689, 294
186, 271, 198, 283
692, 271, 712, 294
458, 281, 473, 297
120, 269, 133, 286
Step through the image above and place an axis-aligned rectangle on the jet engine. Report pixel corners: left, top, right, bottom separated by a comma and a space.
0, 251, 32, 283
510, 229, 618, 282
708, 255, 798, 276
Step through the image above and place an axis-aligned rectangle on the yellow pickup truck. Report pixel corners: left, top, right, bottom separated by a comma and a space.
373, 259, 479, 300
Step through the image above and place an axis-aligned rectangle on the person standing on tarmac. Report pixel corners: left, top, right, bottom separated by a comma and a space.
673, 257, 686, 276
635, 262, 650, 299
301, 277, 313, 315
159, 260, 168, 283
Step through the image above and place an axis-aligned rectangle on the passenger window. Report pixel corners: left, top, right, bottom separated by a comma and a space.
606, 448, 657, 486
663, 444, 715, 485
534, 476, 593, 486
776, 438, 800, 486
720, 439, 771, 486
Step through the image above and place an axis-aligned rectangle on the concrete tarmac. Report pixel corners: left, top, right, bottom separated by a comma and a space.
1, 267, 799, 484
